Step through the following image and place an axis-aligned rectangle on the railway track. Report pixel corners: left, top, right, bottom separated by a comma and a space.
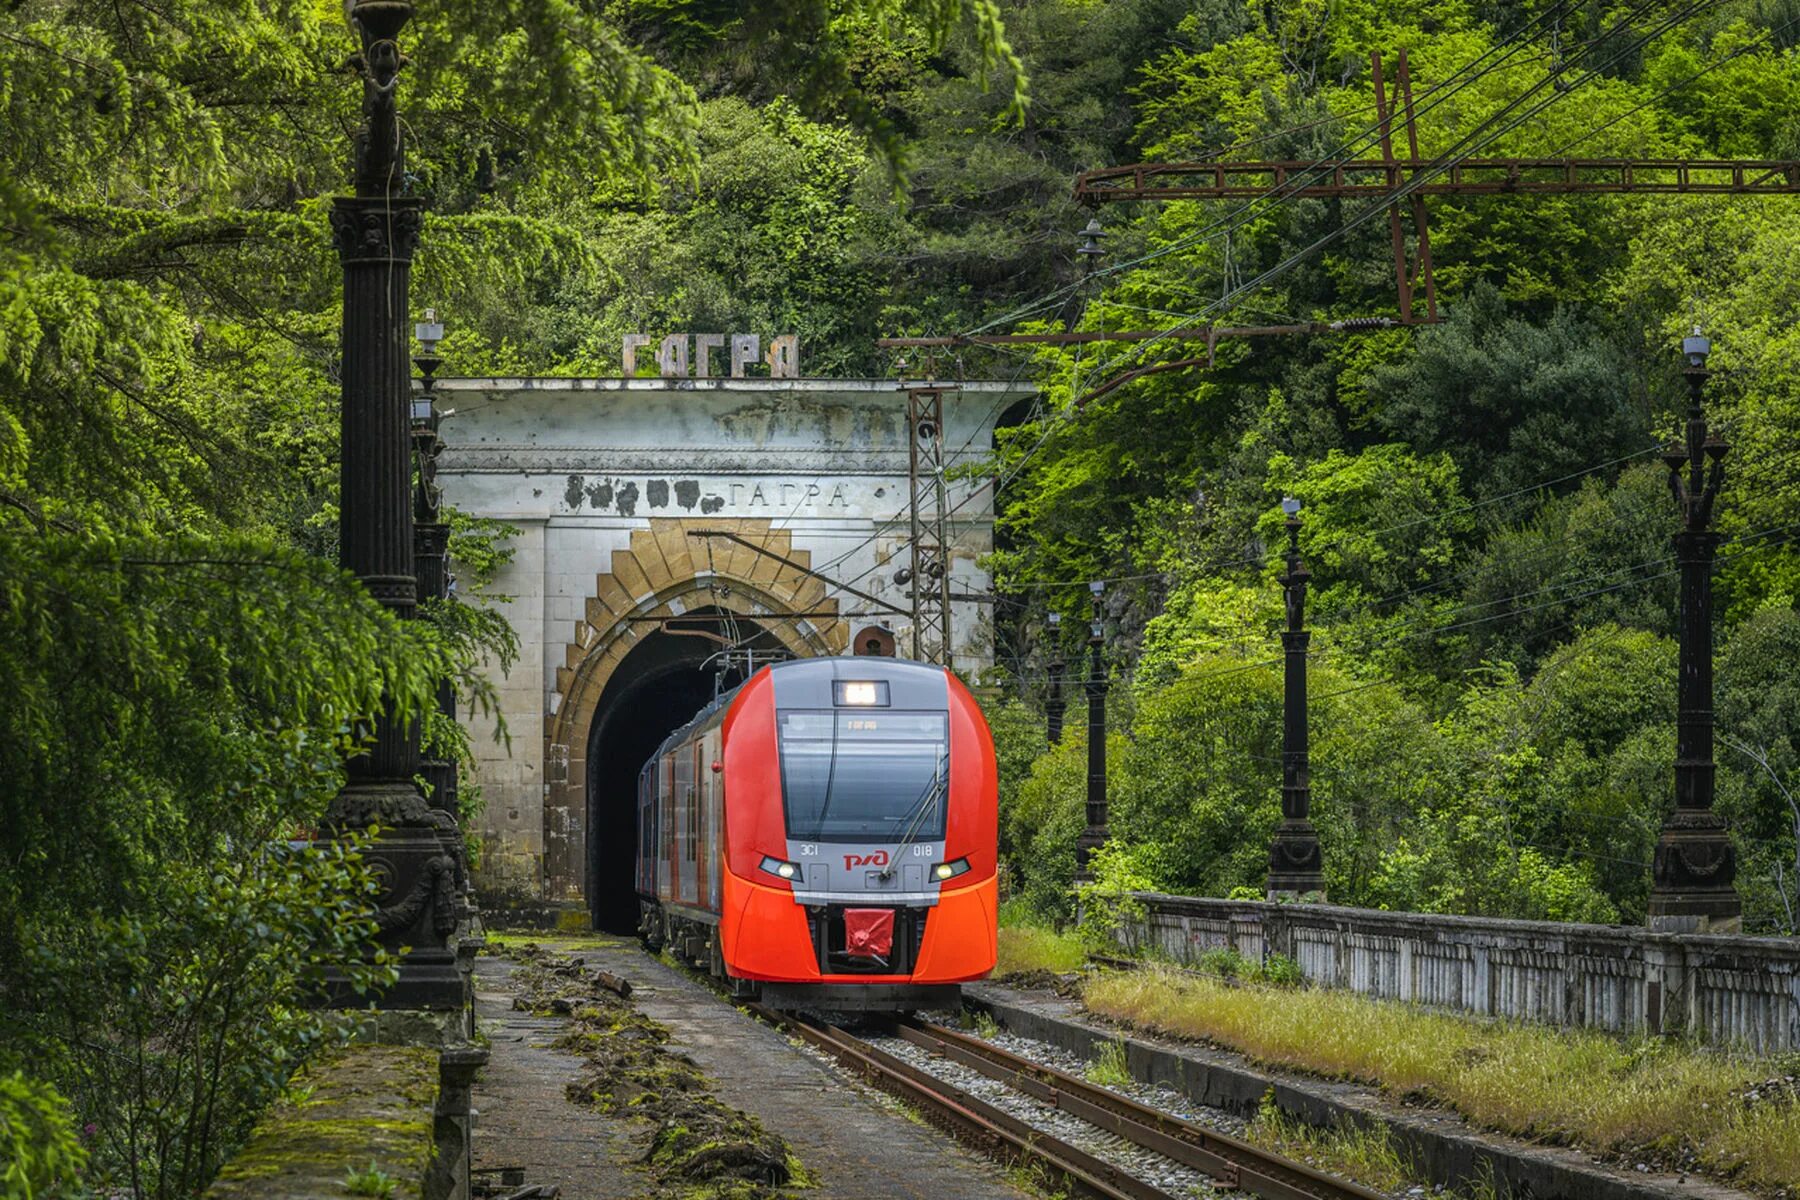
748, 1004, 1386, 1200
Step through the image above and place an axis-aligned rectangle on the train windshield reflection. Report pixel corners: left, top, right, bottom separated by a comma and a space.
778, 710, 948, 842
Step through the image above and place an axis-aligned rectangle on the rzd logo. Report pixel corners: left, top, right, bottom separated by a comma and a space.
843, 850, 890, 870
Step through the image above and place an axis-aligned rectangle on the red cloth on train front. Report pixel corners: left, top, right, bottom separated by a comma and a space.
843, 908, 895, 959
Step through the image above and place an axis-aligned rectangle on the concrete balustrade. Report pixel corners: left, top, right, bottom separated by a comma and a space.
1125, 892, 1800, 1052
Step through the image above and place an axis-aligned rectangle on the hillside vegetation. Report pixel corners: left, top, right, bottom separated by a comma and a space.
3, 0, 1799, 1193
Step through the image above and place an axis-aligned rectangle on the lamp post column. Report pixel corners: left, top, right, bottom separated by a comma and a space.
1045, 611, 1066, 746
1647, 330, 1741, 933
412, 315, 469, 891
319, 0, 460, 1010
1075, 582, 1109, 881
1267, 498, 1325, 900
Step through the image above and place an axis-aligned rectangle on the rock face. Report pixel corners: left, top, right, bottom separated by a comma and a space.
205, 1045, 438, 1200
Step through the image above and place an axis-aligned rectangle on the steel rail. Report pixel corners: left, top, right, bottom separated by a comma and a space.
902, 1018, 1387, 1200
746, 1005, 1178, 1200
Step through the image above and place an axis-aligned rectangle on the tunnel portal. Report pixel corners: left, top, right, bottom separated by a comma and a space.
583, 610, 784, 932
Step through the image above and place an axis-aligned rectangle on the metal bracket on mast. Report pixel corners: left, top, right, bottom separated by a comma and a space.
1371, 49, 1439, 325
903, 383, 956, 668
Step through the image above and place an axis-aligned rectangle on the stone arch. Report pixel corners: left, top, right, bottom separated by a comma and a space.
541, 517, 850, 902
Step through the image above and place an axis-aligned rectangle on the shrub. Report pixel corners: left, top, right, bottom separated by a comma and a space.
0, 1073, 86, 1200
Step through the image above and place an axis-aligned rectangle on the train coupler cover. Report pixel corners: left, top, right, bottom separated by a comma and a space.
843, 907, 895, 959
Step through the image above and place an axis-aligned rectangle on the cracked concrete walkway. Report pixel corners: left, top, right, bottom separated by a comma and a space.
472, 957, 649, 1199
473, 940, 1028, 1200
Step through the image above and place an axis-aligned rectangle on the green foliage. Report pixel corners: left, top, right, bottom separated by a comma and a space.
1002, 721, 1106, 920
965, 0, 1800, 938
343, 1161, 399, 1199
1076, 841, 1153, 952
0, 1074, 86, 1200
17, 838, 396, 1199
1, 2, 1037, 1194
987, 697, 1048, 867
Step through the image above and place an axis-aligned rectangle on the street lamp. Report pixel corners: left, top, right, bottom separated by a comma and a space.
1045, 611, 1066, 747
1646, 329, 1740, 932
316, 0, 462, 1012
412, 312, 456, 807
1267, 497, 1325, 900
1075, 581, 1109, 881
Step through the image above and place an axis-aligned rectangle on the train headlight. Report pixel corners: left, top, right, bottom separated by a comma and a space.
833, 679, 890, 707
933, 857, 972, 882
760, 855, 803, 882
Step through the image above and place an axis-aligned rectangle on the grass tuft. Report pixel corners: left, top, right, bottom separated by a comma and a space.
995, 922, 1087, 976
1085, 1039, 1132, 1088
1084, 966, 1800, 1191
1247, 1092, 1413, 1193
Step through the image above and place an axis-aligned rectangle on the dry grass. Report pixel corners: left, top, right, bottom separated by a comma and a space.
1245, 1095, 1416, 1194
1084, 967, 1800, 1192
995, 922, 1087, 976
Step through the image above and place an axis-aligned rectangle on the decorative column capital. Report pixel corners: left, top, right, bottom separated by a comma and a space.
329, 196, 425, 265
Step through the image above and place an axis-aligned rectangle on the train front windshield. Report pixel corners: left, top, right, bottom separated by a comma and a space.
778, 711, 949, 842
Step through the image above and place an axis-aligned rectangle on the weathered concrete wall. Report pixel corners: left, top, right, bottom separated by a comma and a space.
1128, 892, 1800, 1052
434, 377, 1032, 910
206, 1042, 486, 1200
207, 1046, 437, 1200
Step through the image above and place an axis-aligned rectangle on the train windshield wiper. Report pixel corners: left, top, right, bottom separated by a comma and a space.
879, 758, 946, 881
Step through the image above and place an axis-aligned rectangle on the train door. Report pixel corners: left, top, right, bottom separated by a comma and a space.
675, 742, 696, 905
704, 729, 723, 913
659, 751, 676, 903
636, 763, 657, 897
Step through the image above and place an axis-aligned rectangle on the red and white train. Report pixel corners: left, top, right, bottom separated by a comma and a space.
635, 656, 997, 1009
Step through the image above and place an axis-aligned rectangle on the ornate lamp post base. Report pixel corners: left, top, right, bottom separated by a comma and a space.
1647, 808, 1741, 933
1266, 820, 1325, 900
319, 783, 466, 1011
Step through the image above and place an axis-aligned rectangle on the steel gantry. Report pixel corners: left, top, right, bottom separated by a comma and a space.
1073, 50, 1800, 326
901, 383, 957, 667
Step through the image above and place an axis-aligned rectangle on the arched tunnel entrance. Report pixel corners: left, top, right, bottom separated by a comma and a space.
583, 609, 789, 932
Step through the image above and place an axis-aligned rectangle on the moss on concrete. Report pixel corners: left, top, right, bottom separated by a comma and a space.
508, 946, 802, 1197
206, 1045, 438, 1199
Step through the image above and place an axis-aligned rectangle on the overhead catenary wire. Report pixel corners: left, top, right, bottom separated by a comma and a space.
952, 0, 1719, 596
953, 0, 1588, 341
1544, 11, 1800, 157
1077, 0, 1713, 399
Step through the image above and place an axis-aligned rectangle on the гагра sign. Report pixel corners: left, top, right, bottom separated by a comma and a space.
625, 333, 799, 379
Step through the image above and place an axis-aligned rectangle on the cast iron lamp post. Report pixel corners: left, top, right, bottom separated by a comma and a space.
412, 310, 451, 816
1646, 330, 1741, 932
1075, 582, 1109, 881
1045, 611, 1066, 746
1266, 497, 1325, 900
412, 312, 471, 893
318, 0, 461, 1010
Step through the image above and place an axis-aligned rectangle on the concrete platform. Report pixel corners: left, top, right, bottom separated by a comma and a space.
474, 943, 1028, 1199
968, 981, 1760, 1200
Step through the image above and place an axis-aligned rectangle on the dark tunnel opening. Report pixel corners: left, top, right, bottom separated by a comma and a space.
584, 611, 786, 933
